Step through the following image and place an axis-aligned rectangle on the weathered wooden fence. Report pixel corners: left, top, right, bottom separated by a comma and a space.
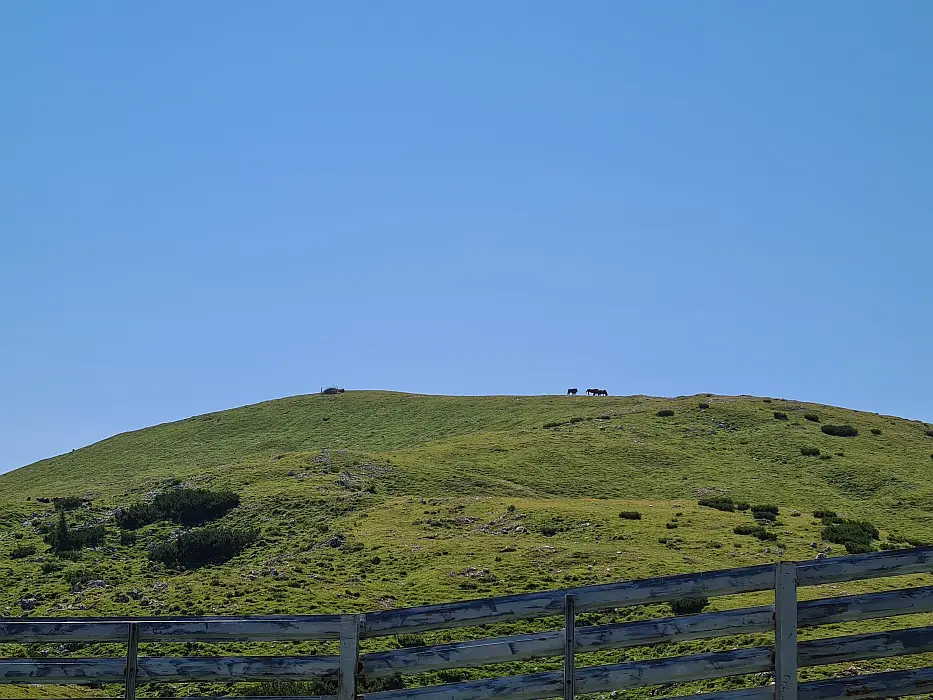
2, 547, 933, 700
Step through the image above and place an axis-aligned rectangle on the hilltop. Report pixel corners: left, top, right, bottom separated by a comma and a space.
1, 391, 932, 696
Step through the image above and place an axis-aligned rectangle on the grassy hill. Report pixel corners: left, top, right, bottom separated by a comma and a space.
1, 391, 933, 697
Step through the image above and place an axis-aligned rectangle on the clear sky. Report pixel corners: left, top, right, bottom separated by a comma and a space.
2, 2, 931, 474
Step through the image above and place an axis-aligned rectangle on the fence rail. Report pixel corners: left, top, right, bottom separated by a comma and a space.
1, 547, 932, 700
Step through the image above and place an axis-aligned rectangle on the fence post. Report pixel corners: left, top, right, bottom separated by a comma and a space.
564, 593, 576, 700
124, 622, 140, 700
339, 614, 361, 700
774, 561, 798, 700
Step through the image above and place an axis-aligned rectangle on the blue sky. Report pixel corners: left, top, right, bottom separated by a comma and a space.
2, 1, 931, 473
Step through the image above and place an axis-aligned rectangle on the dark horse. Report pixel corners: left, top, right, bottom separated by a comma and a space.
567, 388, 578, 395
586, 388, 608, 396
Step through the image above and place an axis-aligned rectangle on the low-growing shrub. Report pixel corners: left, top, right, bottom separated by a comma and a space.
669, 597, 709, 616
752, 510, 777, 522
53, 497, 89, 511
665, 522, 679, 529
569, 417, 585, 424
41, 560, 63, 574
63, 568, 94, 588
735, 502, 750, 511
822, 520, 879, 554
819, 454, 833, 460
117, 488, 240, 529
9, 544, 36, 559
656, 409, 675, 417
618, 511, 642, 520
698, 497, 735, 512
119, 531, 137, 546
804, 413, 820, 422
925, 429, 933, 438
762, 399, 772, 403
773, 412, 789, 421
751, 505, 779, 515
44, 512, 105, 552
813, 510, 843, 524
800, 447, 821, 457
543, 421, 562, 429
149, 525, 258, 569
734, 524, 777, 541
698, 403, 710, 410
821, 424, 858, 437
870, 428, 882, 435
395, 634, 427, 648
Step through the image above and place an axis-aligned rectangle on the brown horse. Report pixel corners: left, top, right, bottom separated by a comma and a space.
567, 388, 578, 395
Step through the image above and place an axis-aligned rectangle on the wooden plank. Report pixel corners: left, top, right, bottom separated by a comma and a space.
0, 616, 343, 643
563, 594, 575, 700
124, 623, 140, 700
798, 585, 933, 626
363, 646, 774, 700
0, 659, 126, 684
798, 624, 933, 667
774, 562, 797, 700
339, 615, 360, 700
363, 605, 774, 678
363, 563, 778, 636
797, 665, 933, 700
796, 546, 933, 586
136, 656, 338, 682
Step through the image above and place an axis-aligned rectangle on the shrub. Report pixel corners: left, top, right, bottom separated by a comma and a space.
44, 512, 105, 552
752, 510, 777, 522
656, 409, 675, 417
698, 403, 710, 410
870, 428, 882, 435
670, 597, 709, 616
53, 497, 89, 511
822, 520, 878, 553
821, 425, 858, 437
734, 524, 777, 541
149, 525, 258, 569
751, 505, 779, 515
569, 417, 585, 424
618, 511, 642, 520
804, 413, 820, 422
800, 447, 821, 457
41, 560, 63, 574
773, 412, 789, 421
395, 634, 427, 648
762, 399, 772, 403
925, 429, 933, 438
117, 488, 240, 529
698, 497, 734, 512
9, 544, 36, 559
119, 531, 137, 546
665, 522, 679, 529
735, 502, 750, 511
543, 422, 562, 429
819, 454, 832, 460
63, 568, 94, 588
813, 510, 843, 524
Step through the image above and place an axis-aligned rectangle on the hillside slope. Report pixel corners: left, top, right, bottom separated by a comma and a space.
1, 391, 932, 696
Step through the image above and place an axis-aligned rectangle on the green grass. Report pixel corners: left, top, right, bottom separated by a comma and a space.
1, 391, 933, 698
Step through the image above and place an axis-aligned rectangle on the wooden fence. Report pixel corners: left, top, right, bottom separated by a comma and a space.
2, 547, 933, 700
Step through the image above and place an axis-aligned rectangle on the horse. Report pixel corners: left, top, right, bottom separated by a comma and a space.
567, 388, 578, 395
587, 388, 608, 396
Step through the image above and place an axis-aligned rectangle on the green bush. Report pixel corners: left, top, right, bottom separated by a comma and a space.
773, 412, 789, 421
821, 425, 858, 437
698, 497, 735, 512
813, 510, 843, 524
44, 512, 105, 552
119, 531, 137, 546
925, 429, 933, 438
569, 417, 585, 424
656, 409, 675, 417
665, 522, 679, 529
752, 510, 777, 522
822, 520, 878, 553
63, 568, 94, 588
800, 447, 821, 457
698, 403, 710, 410
618, 511, 642, 520
116, 488, 240, 529
804, 413, 820, 422
149, 525, 258, 569
735, 502, 750, 511
870, 428, 882, 435
543, 421, 562, 429
762, 399, 772, 403
53, 497, 89, 511
669, 597, 709, 616
734, 525, 777, 541
9, 544, 36, 559
751, 505, 779, 515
